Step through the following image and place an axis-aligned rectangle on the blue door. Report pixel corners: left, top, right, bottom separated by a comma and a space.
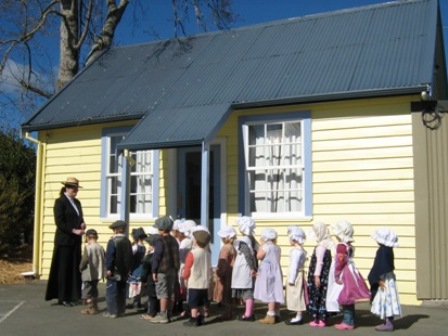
177, 145, 221, 265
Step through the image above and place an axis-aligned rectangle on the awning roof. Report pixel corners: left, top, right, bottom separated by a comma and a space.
116, 103, 232, 150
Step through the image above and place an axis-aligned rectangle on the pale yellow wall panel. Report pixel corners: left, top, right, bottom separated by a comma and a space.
309, 214, 415, 225
313, 202, 414, 214
314, 157, 414, 172
313, 114, 412, 131
314, 191, 414, 203
313, 125, 412, 141
313, 135, 412, 151
314, 180, 414, 193
314, 169, 414, 183
313, 146, 413, 162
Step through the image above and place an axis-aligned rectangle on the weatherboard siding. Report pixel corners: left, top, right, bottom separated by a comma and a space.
217, 96, 417, 304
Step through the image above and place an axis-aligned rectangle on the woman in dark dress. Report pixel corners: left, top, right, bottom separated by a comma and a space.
45, 177, 86, 306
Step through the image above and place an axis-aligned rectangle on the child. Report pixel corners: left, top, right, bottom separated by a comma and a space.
127, 227, 147, 310
177, 220, 197, 317
182, 227, 212, 327
254, 228, 284, 324
284, 226, 307, 325
140, 233, 161, 320
150, 216, 180, 324
231, 216, 259, 322
104, 220, 133, 318
307, 222, 334, 327
214, 225, 236, 320
331, 220, 370, 330
368, 228, 401, 332
79, 229, 105, 315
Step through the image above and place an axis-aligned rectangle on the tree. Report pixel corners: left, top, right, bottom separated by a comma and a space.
0, 0, 234, 128
0, 130, 36, 255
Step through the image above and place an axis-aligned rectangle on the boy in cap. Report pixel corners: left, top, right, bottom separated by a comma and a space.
79, 229, 106, 315
182, 227, 212, 326
150, 216, 180, 324
104, 220, 133, 318
140, 234, 161, 320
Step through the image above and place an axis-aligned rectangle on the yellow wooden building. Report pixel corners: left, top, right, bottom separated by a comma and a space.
22, 0, 448, 305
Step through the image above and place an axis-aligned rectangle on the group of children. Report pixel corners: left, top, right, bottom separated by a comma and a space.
77, 216, 402, 332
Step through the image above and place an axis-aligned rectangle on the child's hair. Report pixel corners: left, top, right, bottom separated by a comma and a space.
85, 229, 98, 240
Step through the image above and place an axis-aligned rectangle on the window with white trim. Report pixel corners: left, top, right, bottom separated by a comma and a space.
243, 119, 306, 216
104, 132, 155, 217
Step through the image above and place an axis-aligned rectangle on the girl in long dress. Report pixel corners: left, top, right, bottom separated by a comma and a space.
254, 228, 284, 324
307, 222, 335, 327
231, 216, 259, 321
284, 226, 307, 325
368, 228, 401, 332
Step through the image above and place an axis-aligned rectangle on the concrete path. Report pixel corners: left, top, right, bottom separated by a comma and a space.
0, 281, 447, 336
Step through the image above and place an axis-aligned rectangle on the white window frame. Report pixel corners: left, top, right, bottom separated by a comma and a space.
101, 128, 158, 220
239, 112, 312, 220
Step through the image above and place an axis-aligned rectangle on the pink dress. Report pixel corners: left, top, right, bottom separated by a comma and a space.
331, 243, 370, 306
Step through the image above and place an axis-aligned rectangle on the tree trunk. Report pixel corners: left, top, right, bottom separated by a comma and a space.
58, 0, 80, 90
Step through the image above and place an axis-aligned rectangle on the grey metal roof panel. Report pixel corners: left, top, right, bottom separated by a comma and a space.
23, 0, 442, 138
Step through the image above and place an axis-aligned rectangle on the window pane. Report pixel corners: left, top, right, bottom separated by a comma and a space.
247, 120, 303, 214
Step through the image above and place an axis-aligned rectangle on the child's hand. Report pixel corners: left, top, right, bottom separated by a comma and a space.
379, 280, 385, 289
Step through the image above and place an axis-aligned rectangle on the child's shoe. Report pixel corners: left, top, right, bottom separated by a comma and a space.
309, 320, 325, 327
258, 314, 276, 324
238, 314, 255, 322
335, 322, 355, 330
375, 319, 394, 332
150, 311, 169, 324
183, 317, 199, 327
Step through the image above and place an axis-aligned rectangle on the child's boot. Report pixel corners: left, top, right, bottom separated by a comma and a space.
183, 317, 199, 327
259, 314, 276, 324
375, 317, 394, 332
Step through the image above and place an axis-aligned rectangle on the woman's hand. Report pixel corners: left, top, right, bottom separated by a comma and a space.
314, 275, 321, 287
72, 228, 85, 236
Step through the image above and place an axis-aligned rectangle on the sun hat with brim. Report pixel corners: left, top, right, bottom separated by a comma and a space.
331, 220, 354, 243
218, 226, 237, 239
372, 228, 399, 247
61, 177, 82, 188
109, 220, 128, 230
193, 230, 211, 246
153, 216, 173, 231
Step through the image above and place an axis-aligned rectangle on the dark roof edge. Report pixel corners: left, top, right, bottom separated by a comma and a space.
231, 86, 428, 109
117, 139, 203, 151
21, 114, 145, 133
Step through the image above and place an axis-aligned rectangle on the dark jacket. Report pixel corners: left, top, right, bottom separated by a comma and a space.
53, 194, 84, 246
106, 234, 133, 280
152, 234, 180, 274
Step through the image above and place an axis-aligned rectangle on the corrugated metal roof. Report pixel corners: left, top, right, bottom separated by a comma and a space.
22, 0, 443, 149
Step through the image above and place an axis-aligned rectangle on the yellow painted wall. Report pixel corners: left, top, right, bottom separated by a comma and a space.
35, 96, 419, 304
216, 96, 418, 304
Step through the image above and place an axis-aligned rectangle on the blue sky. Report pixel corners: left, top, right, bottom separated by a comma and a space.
1, 0, 448, 131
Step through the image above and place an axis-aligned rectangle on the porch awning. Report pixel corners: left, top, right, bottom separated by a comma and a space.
116, 103, 232, 150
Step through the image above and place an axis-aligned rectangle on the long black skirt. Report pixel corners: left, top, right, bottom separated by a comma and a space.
45, 245, 82, 302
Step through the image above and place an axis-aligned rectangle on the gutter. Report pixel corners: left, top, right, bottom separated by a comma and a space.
24, 132, 43, 279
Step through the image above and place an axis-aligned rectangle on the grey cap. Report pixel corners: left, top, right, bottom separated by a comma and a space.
144, 234, 161, 246
153, 216, 173, 231
109, 220, 128, 230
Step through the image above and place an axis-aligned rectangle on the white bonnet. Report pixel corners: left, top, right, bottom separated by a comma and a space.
372, 228, 399, 248
331, 220, 354, 243
261, 228, 277, 242
179, 220, 197, 237
145, 226, 159, 235
237, 216, 256, 235
172, 219, 183, 231
287, 226, 306, 244
218, 225, 237, 239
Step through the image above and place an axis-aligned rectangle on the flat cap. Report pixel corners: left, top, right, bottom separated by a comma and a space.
109, 220, 128, 230
153, 216, 173, 231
